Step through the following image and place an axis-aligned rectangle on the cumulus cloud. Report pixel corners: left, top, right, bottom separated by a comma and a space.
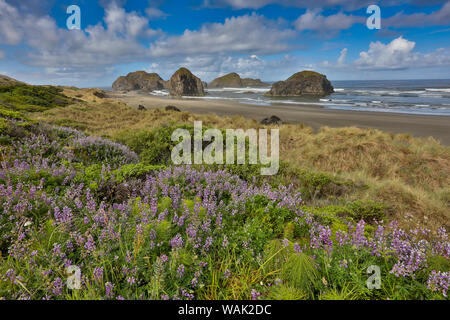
384, 2, 450, 28
354, 37, 419, 70
148, 13, 296, 57
293, 10, 363, 36
0, 0, 161, 72
324, 37, 450, 71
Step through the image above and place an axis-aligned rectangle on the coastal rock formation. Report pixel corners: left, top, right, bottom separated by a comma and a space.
168, 68, 205, 97
265, 71, 334, 96
209, 72, 268, 88
241, 78, 268, 87
261, 115, 282, 125
92, 90, 106, 99
165, 105, 181, 112
112, 71, 167, 92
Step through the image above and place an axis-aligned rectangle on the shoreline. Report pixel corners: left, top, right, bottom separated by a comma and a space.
107, 91, 450, 145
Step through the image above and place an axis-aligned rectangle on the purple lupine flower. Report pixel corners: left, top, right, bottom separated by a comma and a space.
427, 270, 449, 297
93, 266, 103, 282
52, 278, 63, 296
177, 264, 185, 278
171, 234, 184, 250
251, 289, 261, 300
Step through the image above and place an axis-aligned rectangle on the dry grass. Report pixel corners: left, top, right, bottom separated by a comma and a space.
30, 88, 450, 230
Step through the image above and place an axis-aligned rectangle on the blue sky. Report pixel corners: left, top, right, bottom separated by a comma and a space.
0, 0, 449, 87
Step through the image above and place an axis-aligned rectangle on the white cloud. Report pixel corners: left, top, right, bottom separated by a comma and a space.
293, 10, 363, 36
0, 1, 162, 72
323, 37, 450, 71
337, 48, 347, 66
355, 37, 419, 70
148, 13, 296, 57
146, 7, 168, 19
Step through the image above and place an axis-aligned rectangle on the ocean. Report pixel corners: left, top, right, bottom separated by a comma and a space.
148, 79, 450, 116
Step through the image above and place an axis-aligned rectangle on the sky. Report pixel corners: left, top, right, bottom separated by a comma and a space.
0, 0, 449, 87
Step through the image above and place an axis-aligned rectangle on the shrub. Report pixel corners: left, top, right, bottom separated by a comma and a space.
294, 168, 356, 200
72, 136, 139, 167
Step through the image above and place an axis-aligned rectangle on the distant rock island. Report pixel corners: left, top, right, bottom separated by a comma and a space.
169, 67, 205, 97
112, 69, 333, 98
266, 71, 334, 97
209, 72, 268, 88
112, 71, 167, 92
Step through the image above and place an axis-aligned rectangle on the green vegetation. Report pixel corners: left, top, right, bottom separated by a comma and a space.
0, 84, 72, 113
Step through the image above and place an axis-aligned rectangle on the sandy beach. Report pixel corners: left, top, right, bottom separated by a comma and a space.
107, 91, 450, 145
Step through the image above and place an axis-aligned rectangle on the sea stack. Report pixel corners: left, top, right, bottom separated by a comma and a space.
209, 72, 268, 88
169, 68, 205, 97
112, 71, 167, 92
265, 71, 334, 96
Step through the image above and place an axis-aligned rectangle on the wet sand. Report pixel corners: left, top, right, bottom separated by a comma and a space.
108, 91, 450, 145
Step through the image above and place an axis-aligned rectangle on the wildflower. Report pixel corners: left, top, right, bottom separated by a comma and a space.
171, 234, 184, 250
52, 278, 63, 296
177, 264, 185, 278
339, 259, 348, 269
93, 266, 103, 282
250, 289, 261, 300
105, 282, 115, 298
427, 270, 449, 297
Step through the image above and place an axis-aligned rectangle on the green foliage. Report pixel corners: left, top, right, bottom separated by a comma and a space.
0, 84, 71, 112
304, 199, 385, 224
281, 252, 318, 297
113, 163, 165, 182
294, 168, 355, 200
267, 284, 306, 300
115, 124, 194, 165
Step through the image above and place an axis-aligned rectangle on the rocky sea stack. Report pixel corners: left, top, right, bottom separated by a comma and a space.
169, 68, 205, 97
112, 71, 167, 92
209, 72, 268, 88
265, 71, 334, 97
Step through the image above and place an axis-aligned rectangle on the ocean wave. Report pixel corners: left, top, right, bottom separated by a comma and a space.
150, 90, 169, 96
425, 88, 450, 93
